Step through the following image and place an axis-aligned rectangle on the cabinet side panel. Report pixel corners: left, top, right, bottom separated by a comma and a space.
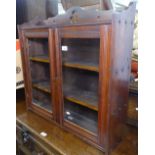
107, 3, 136, 154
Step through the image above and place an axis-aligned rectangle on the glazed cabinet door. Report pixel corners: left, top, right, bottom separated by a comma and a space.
55, 26, 106, 144
22, 28, 56, 120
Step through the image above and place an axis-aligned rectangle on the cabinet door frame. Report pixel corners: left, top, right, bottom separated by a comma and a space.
55, 25, 111, 149
21, 28, 56, 121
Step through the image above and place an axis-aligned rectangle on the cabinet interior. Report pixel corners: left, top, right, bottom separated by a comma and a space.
32, 88, 52, 112
61, 38, 100, 135
28, 38, 52, 112
61, 38, 100, 72
64, 99, 98, 134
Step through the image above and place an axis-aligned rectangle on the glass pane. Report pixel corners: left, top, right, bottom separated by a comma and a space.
28, 38, 52, 112
29, 38, 49, 59
63, 68, 98, 109
61, 38, 99, 134
61, 38, 99, 72
30, 61, 51, 93
64, 99, 98, 134
32, 88, 52, 112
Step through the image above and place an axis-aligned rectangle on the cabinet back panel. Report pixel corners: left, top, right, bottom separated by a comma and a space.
64, 99, 98, 134
30, 61, 50, 84
63, 67, 98, 93
32, 88, 52, 112
28, 38, 49, 57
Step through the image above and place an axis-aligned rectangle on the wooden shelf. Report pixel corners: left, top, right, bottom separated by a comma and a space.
32, 81, 51, 94
64, 108, 98, 134
30, 55, 49, 63
64, 89, 98, 111
63, 61, 99, 72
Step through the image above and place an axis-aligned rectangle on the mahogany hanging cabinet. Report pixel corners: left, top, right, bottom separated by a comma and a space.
18, 2, 136, 155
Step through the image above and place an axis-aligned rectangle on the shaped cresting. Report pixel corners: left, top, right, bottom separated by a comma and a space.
20, 2, 136, 29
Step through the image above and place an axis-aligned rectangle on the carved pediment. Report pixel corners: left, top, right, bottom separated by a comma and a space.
19, 2, 136, 29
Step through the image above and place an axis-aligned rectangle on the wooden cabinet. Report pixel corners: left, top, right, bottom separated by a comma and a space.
18, 3, 136, 154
